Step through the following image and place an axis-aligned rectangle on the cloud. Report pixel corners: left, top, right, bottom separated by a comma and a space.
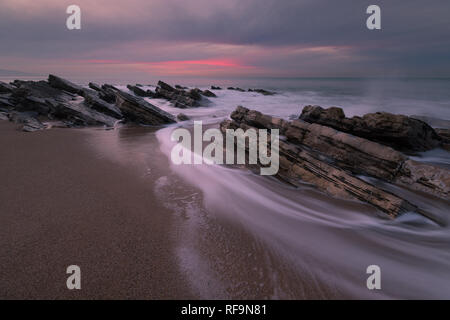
0, 0, 449, 78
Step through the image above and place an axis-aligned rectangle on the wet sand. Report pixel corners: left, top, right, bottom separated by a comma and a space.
0, 122, 194, 299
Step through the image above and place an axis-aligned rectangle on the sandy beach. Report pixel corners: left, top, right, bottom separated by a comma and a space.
0, 121, 194, 299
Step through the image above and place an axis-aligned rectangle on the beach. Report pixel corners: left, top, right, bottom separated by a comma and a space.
0, 121, 194, 299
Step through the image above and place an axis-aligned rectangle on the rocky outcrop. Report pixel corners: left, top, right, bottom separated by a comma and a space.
81, 89, 123, 119
48, 74, 83, 95
115, 91, 176, 125
127, 84, 154, 98
0, 82, 15, 93
227, 87, 245, 92
221, 106, 449, 221
88, 82, 102, 92
211, 86, 222, 90
201, 90, 217, 98
248, 88, 276, 96
155, 81, 200, 108
177, 113, 190, 121
300, 106, 441, 152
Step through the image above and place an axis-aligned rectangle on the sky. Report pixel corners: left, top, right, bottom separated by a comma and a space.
0, 0, 449, 82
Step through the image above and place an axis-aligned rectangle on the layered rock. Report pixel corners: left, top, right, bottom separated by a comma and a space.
127, 84, 154, 98
222, 106, 449, 219
48, 74, 83, 95
115, 91, 176, 125
300, 105, 441, 152
0, 75, 179, 130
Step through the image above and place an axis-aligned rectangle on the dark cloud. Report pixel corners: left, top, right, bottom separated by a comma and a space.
0, 0, 449, 76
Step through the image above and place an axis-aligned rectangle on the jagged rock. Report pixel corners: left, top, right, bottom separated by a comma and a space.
176, 113, 190, 121
220, 118, 418, 219
211, 86, 222, 90
51, 96, 118, 127
99, 84, 118, 103
8, 111, 47, 132
81, 89, 123, 119
0, 82, 15, 93
175, 85, 188, 90
127, 84, 154, 97
10, 80, 77, 115
188, 88, 202, 100
202, 90, 217, 98
228, 87, 245, 92
300, 106, 441, 152
0, 93, 14, 111
115, 91, 176, 125
248, 88, 276, 96
158, 81, 176, 92
0, 112, 9, 121
155, 81, 202, 108
229, 106, 450, 200
88, 82, 102, 91
48, 74, 83, 95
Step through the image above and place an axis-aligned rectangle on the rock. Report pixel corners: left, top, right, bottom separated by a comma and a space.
202, 90, 217, 98
410, 115, 450, 129
48, 74, 83, 95
175, 85, 188, 90
157, 80, 176, 92
211, 86, 222, 90
51, 96, 119, 127
220, 118, 418, 219
10, 80, 77, 115
127, 84, 154, 97
0, 93, 14, 110
88, 82, 102, 91
155, 81, 203, 108
229, 106, 450, 200
300, 106, 441, 152
188, 88, 202, 100
0, 81, 15, 93
176, 113, 190, 121
81, 89, 123, 119
115, 91, 176, 125
8, 111, 47, 132
99, 84, 118, 103
248, 88, 276, 96
435, 128, 450, 144
227, 87, 245, 92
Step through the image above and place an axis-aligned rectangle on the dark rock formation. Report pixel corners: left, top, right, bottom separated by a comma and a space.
222, 106, 449, 221
211, 86, 222, 90
177, 113, 190, 121
155, 81, 203, 108
115, 91, 176, 125
300, 105, 441, 152
202, 90, 217, 98
0, 82, 15, 93
0, 75, 178, 130
88, 82, 102, 91
227, 87, 245, 92
175, 85, 188, 90
48, 74, 83, 95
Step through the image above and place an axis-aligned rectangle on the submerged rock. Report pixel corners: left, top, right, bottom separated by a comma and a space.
300, 105, 441, 152
211, 86, 222, 90
248, 88, 276, 96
